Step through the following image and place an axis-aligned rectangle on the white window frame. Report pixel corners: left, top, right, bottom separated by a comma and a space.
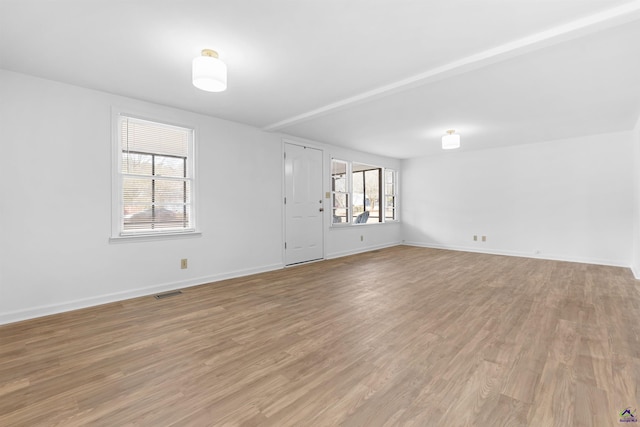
110, 110, 200, 242
384, 168, 399, 222
331, 159, 351, 226
330, 159, 399, 227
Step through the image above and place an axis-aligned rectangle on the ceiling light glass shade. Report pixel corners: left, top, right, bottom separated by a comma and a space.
192, 50, 227, 92
442, 130, 460, 149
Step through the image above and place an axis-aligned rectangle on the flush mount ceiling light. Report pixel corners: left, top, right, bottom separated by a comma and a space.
192, 49, 227, 92
442, 129, 461, 150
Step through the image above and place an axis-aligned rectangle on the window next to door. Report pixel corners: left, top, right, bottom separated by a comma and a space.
331, 159, 398, 225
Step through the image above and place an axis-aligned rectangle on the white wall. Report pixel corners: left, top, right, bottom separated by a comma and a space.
632, 115, 640, 278
402, 132, 634, 267
0, 70, 401, 324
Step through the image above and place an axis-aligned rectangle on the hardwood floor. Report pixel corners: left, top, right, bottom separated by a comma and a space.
1, 246, 639, 426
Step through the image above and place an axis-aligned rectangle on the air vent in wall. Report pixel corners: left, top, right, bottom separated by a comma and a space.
154, 290, 183, 300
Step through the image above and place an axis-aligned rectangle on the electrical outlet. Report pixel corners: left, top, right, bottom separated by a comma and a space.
473, 235, 477, 241
181, 258, 188, 269
360, 235, 364, 242
482, 236, 486, 242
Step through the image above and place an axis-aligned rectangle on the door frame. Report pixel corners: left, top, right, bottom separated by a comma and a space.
281, 139, 326, 266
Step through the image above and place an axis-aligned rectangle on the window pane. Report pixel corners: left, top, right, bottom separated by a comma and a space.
385, 207, 395, 221
155, 155, 185, 178
386, 196, 395, 208
123, 204, 154, 230
155, 179, 191, 205
385, 193, 396, 220
331, 160, 347, 192
385, 169, 394, 184
333, 174, 347, 192
353, 163, 381, 223
364, 169, 380, 221
123, 177, 152, 217
352, 169, 364, 216
385, 182, 394, 195
332, 209, 348, 223
333, 193, 348, 209
148, 205, 191, 230
385, 170, 395, 195
122, 152, 152, 175
332, 193, 349, 223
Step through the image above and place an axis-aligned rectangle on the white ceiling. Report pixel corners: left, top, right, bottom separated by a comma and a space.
2, 0, 640, 159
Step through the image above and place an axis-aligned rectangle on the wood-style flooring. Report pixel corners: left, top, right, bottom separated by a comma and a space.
1, 246, 639, 426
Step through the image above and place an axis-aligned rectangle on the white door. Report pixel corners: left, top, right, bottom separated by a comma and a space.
284, 143, 324, 265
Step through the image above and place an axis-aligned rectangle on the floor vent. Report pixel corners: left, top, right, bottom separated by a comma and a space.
154, 290, 183, 300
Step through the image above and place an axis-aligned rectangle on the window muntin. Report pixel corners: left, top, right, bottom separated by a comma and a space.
117, 116, 195, 235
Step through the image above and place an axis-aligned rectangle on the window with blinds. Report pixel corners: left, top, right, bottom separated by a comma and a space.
117, 116, 195, 235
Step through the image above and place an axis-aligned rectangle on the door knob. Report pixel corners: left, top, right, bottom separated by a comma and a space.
319, 208, 324, 212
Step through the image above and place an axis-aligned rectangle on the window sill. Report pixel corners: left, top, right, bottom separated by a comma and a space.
109, 231, 203, 244
330, 221, 399, 229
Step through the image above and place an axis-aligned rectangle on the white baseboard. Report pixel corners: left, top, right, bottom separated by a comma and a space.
403, 241, 630, 268
0, 263, 283, 326
326, 242, 402, 260
632, 264, 640, 280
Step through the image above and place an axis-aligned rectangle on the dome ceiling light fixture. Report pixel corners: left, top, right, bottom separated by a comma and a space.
192, 49, 227, 92
442, 129, 461, 150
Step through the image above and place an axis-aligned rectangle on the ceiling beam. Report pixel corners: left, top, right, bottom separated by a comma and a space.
263, 1, 640, 132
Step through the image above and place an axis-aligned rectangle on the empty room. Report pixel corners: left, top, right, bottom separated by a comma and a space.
1, 1, 640, 426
